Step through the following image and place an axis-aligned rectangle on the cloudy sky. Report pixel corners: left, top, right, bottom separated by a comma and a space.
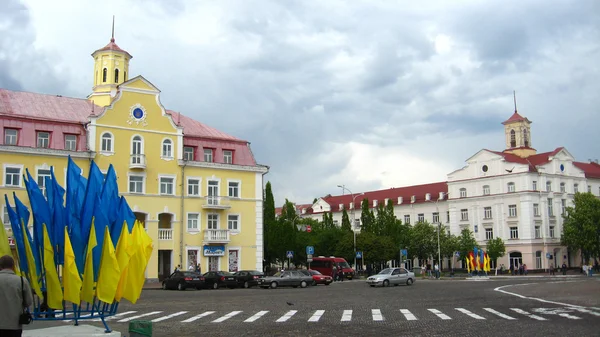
1, 0, 599, 206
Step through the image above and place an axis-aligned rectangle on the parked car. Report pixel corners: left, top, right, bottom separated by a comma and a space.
203, 271, 238, 289
233, 270, 264, 288
257, 271, 310, 289
298, 269, 333, 286
162, 271, 205, 290
366, 267, 415, 287
310, 256, 355, 279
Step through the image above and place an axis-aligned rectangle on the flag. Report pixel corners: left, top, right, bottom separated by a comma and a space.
23, 228, 43, 299
0, 216, 11, 257
114, 221, 134, 302
5, 196, 27, 274
63, 226, 82, 305
13, 193, 43, 276
122, 221, 149, 304
49, 167, 67, 265
66, 156, 87, 272
100, 165, 119, 228
111, 197, 135, 245
81, 220, 97, 304
43, 224, 63, 309
465, 257, 470, 273
91, 196, 110, 281
96, 226, 121, 304
79, 161, 104, 248
24, 169, 52, 264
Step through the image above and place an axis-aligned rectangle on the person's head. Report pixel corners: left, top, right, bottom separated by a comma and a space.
0, 255, 16, 271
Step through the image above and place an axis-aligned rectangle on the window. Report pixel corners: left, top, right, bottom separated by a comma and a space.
459, 188, 467, 198
535, 251, 542, 269
533, 203, 540, 216
204, 148, 213, 162
37, 132, 50, 148
223, 150, 233, 164
160, 177, 174, 195
534, 226, 541, 238
161, 139, 173, 158
523, 129, 529, 147
549, 226, 555, 238
3, 206, 10, 225
4, 166, 21, 187
131, 135, 143, 164
187, 213, 199, 231
446, 211, 450, 223
404, 215, 410, 225
102, 68, 107, 82
508, 205, 517, 217
188, 179, 200, 196
510, 227, 519, 239
561, 199, 567, 215
483, 185, 490, 195
432, 212, 439, 224
114, 68, 119, 82
101, 133, 113, 152
532, 181, 537, 191
64, 134, 77, 151
228, 181, 239, 198
507, 182, 515, 193
37, 169, 51, 197
460, 209, 468, 221
560, 182, 566, 193
546, 181, 552, 192
4, 129, 18, 145
484, 207, 492, 219
510, 129, 516, 147
183, 146, 195, 161
128, 175, 144, 193
417, 214, 424, 223
485, 228, 493, 240
588, 185, 592, 193
207, 214, 218, 229
547, 198, 554, 216
227, 214, 239, 231
574, 183, 579, 193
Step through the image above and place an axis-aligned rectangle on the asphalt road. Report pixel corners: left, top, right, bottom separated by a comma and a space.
24, 276, 600, 337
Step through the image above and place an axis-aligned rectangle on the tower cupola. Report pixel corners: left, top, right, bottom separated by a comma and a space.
502, 91, 536, 158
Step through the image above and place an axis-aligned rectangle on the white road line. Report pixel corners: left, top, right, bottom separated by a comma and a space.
276, 310, 297, 322
510, 308, 547, 321
456, 308, 485, 320
90, 311, 137, 322
428, 309, 451, 320
181, 311, 215, 323
308, 310, 325, 322
212, 311, 242, 323
590, 307, 600, 311
494, 282, 589, 309
557, 313, 582, 320
151, 311, 189, 322
372, 309, 384, 321
244, 311, 269, 323
341, 310, 352, 322
400, 309, 417, 321
483, 308, 517, 320
572, 307, 600, 317
118, 311, 162, 323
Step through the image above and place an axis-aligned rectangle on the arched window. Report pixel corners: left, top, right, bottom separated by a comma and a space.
131, 135, 144, 164
483, 185, 490, 195
523, 129, 529, 147
101, 132, 113, 152
102, 68, 107, 83
114, 69, 119, 83
162, 139, 173, 158
510, 129, 516, 147
459, 188, 467, 198
507, 182, 515, 193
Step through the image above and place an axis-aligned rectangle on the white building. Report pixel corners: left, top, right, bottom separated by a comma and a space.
295, 110, 600, 270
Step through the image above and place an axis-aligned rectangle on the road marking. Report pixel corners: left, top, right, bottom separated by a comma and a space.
494, 282, 589, 309
212, 311, 242, 323
372, 309, 384, 321
510, 308, 547, 321
90, 311, 137, 322
181, 311, 215, 323
151, 311, 188, 322
428, 309, 451, 320
456, 308, 485, 320
276, 310, 297, 322
118, 311, 162, 322
308, 310, 325, 322
483, 308, 517, 320
573, 307, 600, 317
244, 311, 269, 323
400, 309, 417, 321
341, 310, 352, 322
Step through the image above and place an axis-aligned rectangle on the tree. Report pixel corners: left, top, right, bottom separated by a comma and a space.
486, 237, 506, 268
407, 222, 437, 262
439, 232, 459, 259
313, 198, 318, 204
341, 209, 352, 232
562, 192, 600, 264
357, 232, 396, 265
263, 182, 276, 268
457, 229, 479, 266
360, 198, 375, 233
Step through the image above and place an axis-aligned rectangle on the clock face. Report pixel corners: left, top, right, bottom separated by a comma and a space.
133, 107, 144, 119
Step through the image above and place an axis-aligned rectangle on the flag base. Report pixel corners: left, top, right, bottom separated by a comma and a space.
23, 324, 122, 337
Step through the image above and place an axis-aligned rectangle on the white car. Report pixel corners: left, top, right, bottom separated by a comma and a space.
366, 268, 415, 287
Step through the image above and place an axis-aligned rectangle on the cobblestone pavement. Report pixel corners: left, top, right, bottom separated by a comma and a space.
24, 277, 600, 336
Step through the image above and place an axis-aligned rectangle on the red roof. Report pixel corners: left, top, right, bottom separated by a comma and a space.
93, 38, 133, 59
502, 111, 531, 125
167, 110, 243, 141
275, 203, 313, 216
574, 162, 600, 179
488, 147, 564, 172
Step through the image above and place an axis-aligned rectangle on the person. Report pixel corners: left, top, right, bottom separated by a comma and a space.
434, 263, 439, 279
549, 263, 555, 276
188, 264, 194, 271
0, 255, 34, 337
174, 264, 181, 272
562, 263, 567, 275
195, 264, 201, 273
332, 266, 338, 281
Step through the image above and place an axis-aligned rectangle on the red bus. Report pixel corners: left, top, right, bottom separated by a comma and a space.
310, 256, 355, 280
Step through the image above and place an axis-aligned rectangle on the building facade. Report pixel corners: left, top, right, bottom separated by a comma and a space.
296, 111, 599, 270
1, 34, 268, 281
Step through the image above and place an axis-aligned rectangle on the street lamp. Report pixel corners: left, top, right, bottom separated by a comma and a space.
337, 185, 364, 271
427, 192, 446, 278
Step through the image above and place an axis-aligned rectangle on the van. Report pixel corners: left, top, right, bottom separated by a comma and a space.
310, 256, 355, 280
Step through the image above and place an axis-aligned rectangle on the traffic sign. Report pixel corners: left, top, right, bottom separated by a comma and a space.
306, 225, 312, 233
546, 253, 551, 259
306, 246, 314, 255
286, 251, 294, 259
307, 258, 313, 263
401, 249, 408, 256
356, 251, 363, 259
455, 252, 460, 258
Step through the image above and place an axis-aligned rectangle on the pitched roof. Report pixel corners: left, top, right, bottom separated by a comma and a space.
275, 203, 313, 216
167, 110, 243, 141
502, 111, 531, 125
93, 38, 133, 58
573, 161, 600, 179
488, 147, 565, 172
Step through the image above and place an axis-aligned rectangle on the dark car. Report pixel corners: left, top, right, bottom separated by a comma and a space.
162, 271, 205, 291
257, 271, 311, 289
203, 271, 238, 289
233, 270, 264, 288
298, 269, 333, 286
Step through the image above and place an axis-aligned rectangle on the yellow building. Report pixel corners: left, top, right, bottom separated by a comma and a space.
0, 33, 268, 281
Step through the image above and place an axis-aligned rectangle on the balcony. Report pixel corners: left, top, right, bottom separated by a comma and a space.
203, 229, 230, 243
130, 154, 146, 169
158, 229, 173, 240
202, 196, 231, 210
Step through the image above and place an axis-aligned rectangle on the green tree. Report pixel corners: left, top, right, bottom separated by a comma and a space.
562, 192, 600, 264
357, 232, 397, 265
439, 232, 459, 259
457, 228, 479, 266
313, 198, 318, 204
263, 182, 276, 268
486, 237, 506, 268
341, 209, 352, 232
360, 198, 375, 233
407, 222, 437, 262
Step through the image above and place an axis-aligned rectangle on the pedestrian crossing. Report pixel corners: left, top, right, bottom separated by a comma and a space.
62, 306, 599, 324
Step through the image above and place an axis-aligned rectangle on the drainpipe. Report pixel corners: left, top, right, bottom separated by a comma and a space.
180, 161, 187, 268
261, 167, 269, 272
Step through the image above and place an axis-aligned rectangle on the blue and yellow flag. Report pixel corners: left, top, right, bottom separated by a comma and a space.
43, 224, 63, 309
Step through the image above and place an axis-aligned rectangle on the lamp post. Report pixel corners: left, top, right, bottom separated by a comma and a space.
337, 185, 364, 271
427, 193, 446, 277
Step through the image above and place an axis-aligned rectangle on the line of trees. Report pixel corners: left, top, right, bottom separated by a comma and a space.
561, 192, 600, 264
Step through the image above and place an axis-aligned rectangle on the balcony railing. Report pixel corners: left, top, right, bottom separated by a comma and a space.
130, 154, 146, 169
203, 229, 230, 243
202, 196, 231, 210
158, 229, 173, 240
